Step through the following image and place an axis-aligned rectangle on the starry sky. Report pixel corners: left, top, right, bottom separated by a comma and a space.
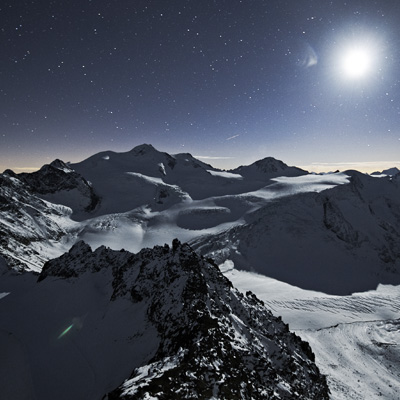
1, 0, 400, 173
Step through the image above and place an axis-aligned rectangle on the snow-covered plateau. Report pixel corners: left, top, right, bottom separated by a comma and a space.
1, 144, 400, 399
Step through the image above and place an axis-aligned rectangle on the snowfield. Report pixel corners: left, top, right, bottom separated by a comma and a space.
301, 319, 400, 400
222, 263, 400, 399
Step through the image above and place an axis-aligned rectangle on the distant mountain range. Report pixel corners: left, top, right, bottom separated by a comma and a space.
371, 167, 400, 176
1, 144, 399, 294
0, 144, 307, 270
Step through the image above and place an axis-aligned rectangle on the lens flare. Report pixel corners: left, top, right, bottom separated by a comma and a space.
58, 324, 74, 339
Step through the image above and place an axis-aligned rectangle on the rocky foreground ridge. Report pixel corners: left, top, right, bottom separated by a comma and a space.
38, 240, 329, 399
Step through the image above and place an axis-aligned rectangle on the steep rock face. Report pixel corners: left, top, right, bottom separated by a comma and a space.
0, 172, 76, 271
191, 171, 400, 295
15, 159, 100, 216
39, 240, 329, 400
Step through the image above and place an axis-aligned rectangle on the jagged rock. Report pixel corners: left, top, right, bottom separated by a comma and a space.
39, 240, 329, 399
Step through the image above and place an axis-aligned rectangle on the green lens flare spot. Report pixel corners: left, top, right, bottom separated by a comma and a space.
58, 324, 74, 339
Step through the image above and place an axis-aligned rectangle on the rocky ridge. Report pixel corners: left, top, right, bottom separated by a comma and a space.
14, 159, 100, 214
39, 240, 329, 399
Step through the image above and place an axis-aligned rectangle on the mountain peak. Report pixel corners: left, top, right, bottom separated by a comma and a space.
48, 159, 71, 171
254, 156, 289, 172
129, 143, 158, 156
231, 156, 307, 178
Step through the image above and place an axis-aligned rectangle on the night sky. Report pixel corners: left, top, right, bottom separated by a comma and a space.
1, 0, 400, 173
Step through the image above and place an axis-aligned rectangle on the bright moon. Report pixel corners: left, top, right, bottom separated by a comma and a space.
331, 32, 384, 84
342, 49, 371, 78
342, 48, 371, 78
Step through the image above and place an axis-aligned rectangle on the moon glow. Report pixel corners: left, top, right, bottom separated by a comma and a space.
341, 48, 371, 78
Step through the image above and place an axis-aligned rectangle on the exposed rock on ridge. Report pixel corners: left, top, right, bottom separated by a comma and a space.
39, 240, 329, 399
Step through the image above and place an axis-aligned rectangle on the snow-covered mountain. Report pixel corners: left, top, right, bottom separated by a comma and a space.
0, 144, 318, 271
191, 170, 400, 295
230, 156, 307, 179
0, 240, 329, 400
1, 146, 399, 293
69, 144, 307, 216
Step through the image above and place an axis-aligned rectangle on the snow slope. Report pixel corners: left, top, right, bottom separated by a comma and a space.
14, 159, 99, 218
192, 171, 400, 295
74, 173, 349, 258
300, 319, 400, 400
220, 261, 400, 400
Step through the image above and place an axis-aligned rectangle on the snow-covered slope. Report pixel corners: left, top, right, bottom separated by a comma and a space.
70, 145, 193, 216
74, 173, 349, 260
0, 241, 329, 400
300, 318, 400, 400
192, 171, 400, 295
221, 262, 400, 400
